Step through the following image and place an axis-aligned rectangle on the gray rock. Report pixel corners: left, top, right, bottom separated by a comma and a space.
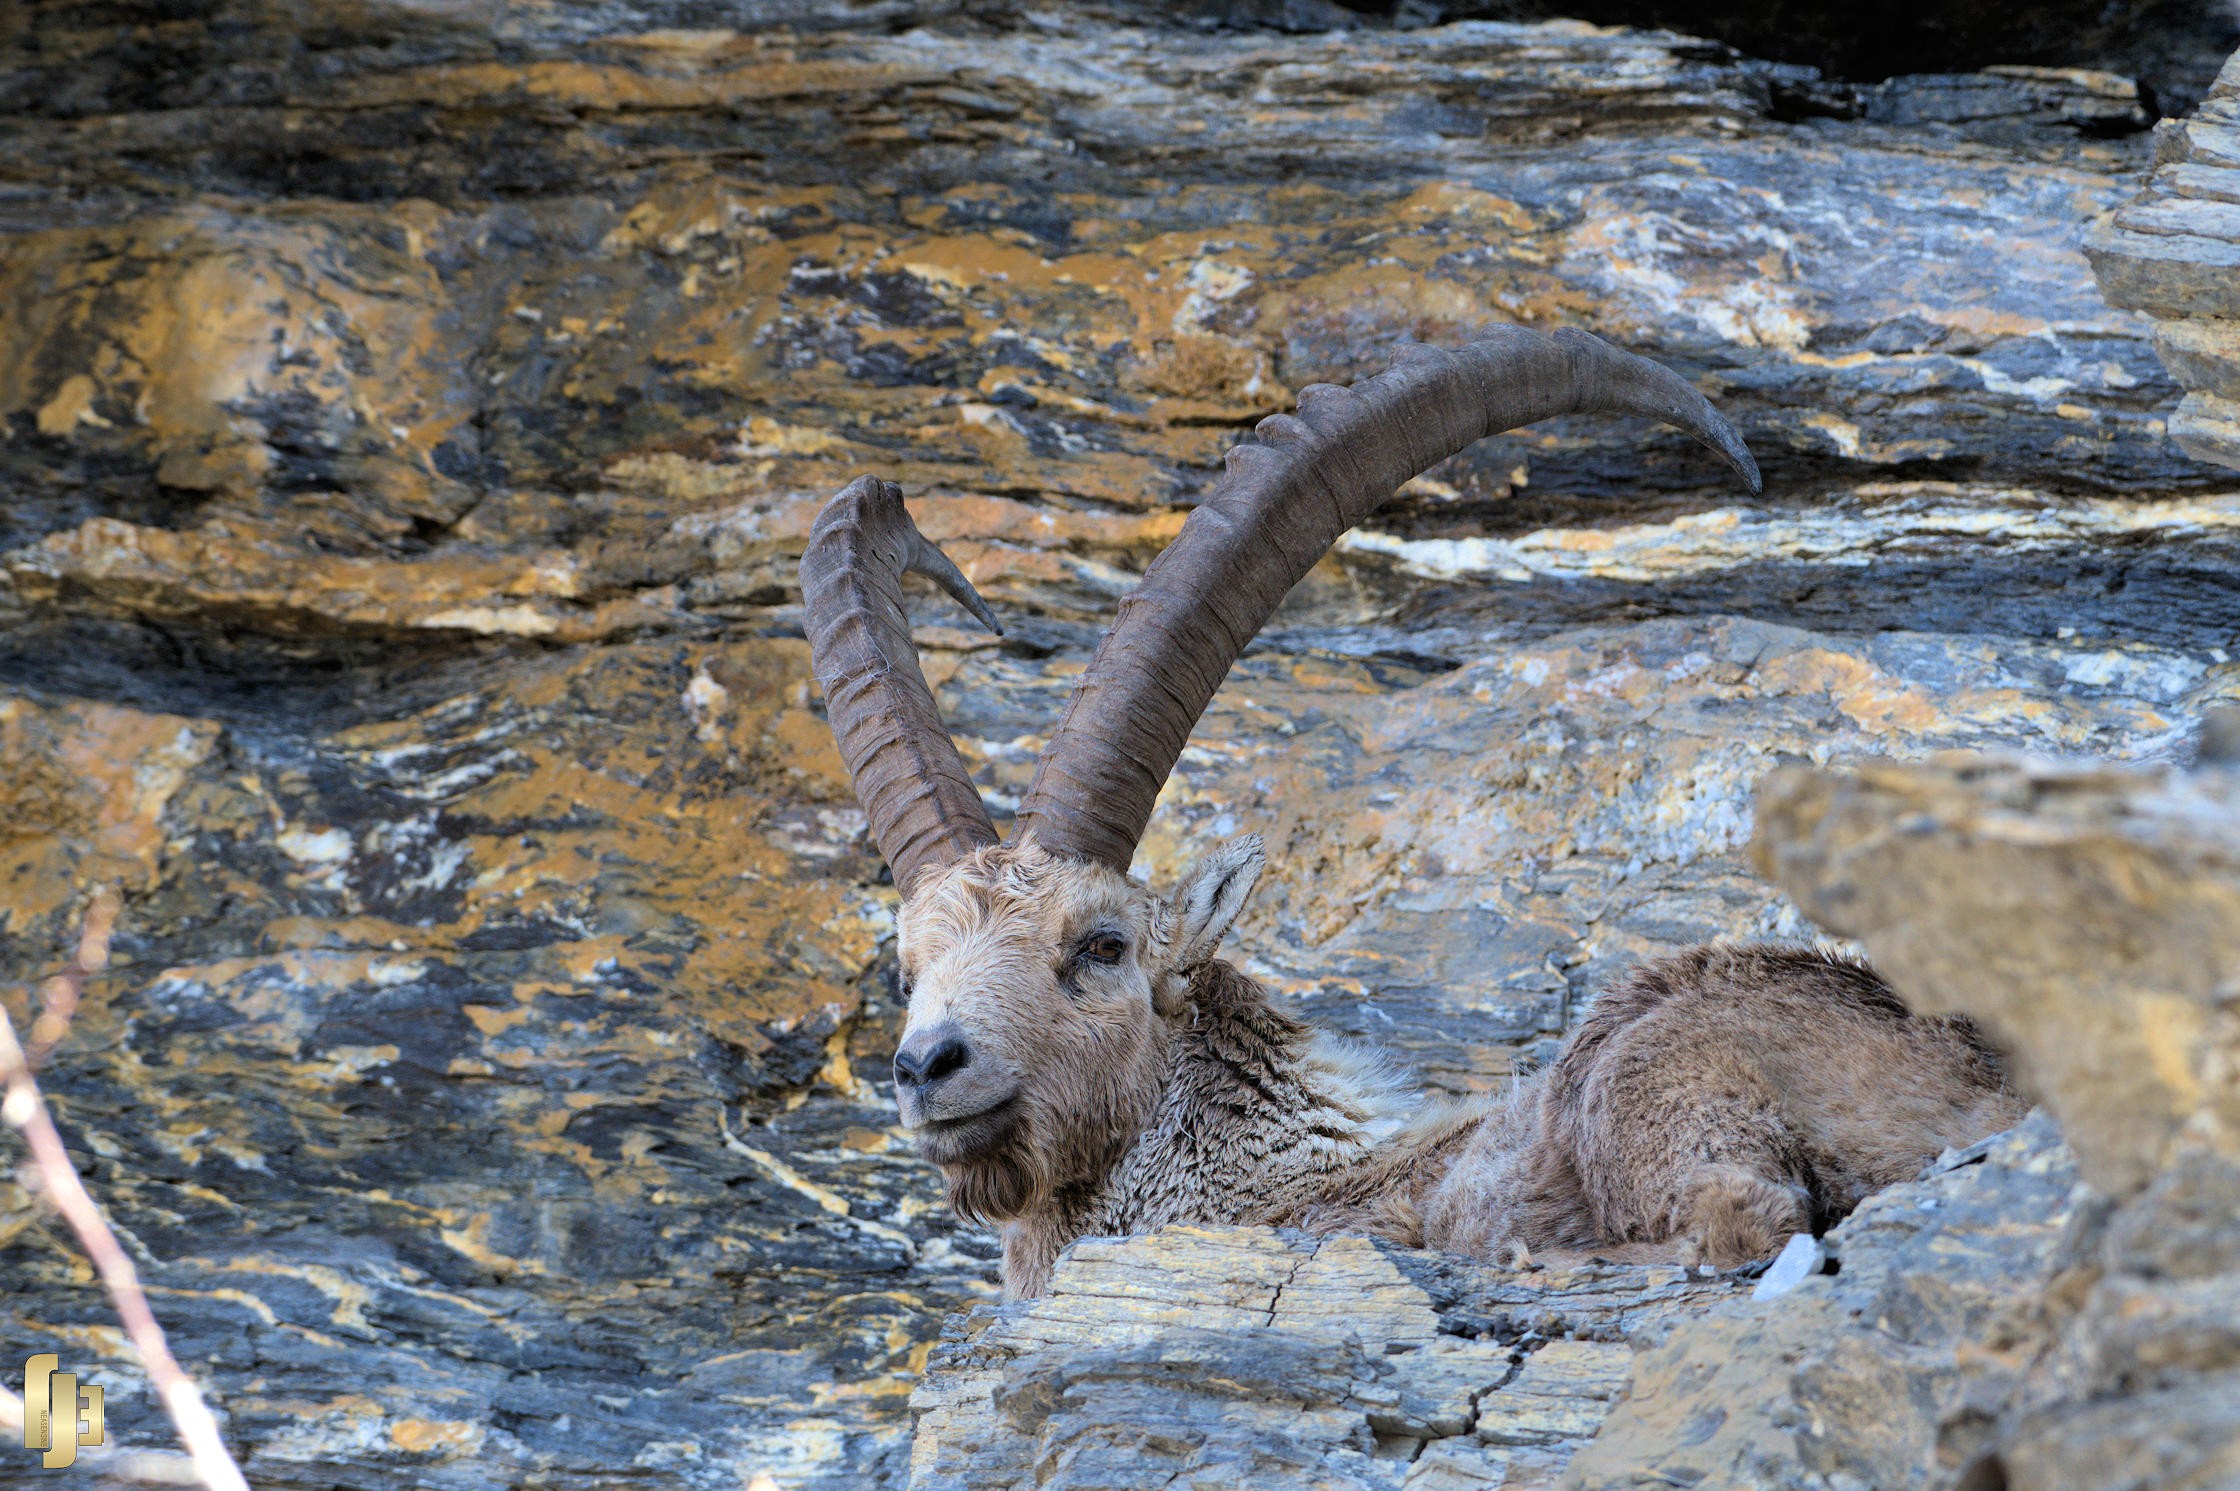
1568, 1113, 2084, 1491
1748, 751, 2240, 1491
907, 1225, 1742, 1490
2087, 49, 2240, 469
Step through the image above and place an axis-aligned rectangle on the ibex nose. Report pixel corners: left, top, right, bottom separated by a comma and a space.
894, 1025, 973, 1089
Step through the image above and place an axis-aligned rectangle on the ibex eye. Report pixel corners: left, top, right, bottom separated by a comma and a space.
1080, 933, 1126, 965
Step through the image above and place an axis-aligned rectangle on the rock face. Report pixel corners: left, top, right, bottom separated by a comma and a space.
2089, 47, 2240, 471
1751, 752, 2240, 1491
3, 4, 2238, 1488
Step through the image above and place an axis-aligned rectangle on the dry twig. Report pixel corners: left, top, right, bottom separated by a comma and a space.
2, 888, 251, 1491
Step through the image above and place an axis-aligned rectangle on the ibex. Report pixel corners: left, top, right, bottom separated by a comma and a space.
801, 328, 2025, 1299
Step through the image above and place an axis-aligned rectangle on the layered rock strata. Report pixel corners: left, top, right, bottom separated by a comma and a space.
907, 1222, 1743, 1490
3, 6, 2237, 1487
2089, 47, 2240, 472
1132, 0, 2239, 117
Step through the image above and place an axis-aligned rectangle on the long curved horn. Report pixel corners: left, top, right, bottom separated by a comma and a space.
1013, 326, 1761, 872
801, 476, 1004, 895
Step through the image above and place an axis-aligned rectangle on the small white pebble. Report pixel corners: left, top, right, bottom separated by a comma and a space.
1753, 1233, 1831, 1301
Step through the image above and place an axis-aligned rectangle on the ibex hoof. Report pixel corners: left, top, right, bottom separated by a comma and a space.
1676, 1167, 1813, 1269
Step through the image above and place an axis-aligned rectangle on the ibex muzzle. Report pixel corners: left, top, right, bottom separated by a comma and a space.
891, 1020, 1012, 1130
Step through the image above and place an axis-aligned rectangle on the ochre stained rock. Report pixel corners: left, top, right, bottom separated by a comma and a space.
0, 207, 477, 535
0, 695, 216, 929
6, 516, 685, 640
3, 6, 2239, 1488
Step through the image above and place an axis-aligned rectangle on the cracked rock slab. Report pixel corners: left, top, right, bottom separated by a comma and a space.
906, 1224, 1740, 1490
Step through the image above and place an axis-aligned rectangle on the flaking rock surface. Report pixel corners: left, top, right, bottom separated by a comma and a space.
909, 1223, 1744, 1489
3, 4, 2237, 1487
2090, 48, 2240, 471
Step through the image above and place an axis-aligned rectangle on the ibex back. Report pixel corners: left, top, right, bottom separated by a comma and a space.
801, 328, 2023, 1298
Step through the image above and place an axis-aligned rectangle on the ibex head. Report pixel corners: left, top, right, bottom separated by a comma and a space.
799, 327, 1759, 1225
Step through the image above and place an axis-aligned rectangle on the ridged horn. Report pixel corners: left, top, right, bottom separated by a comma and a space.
801, 476, 1003, 895
1013, 325, 1760, 871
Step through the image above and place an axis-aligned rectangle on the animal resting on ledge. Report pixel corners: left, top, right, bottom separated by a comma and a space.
799, 327, 2026, 1299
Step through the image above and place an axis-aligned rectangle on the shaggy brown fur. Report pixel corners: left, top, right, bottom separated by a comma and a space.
892, 838, 2026, 1298
1408, 944, 2022, 1268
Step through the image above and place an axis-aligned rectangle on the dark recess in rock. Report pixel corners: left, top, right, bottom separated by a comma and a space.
1150, 0, 2240, 116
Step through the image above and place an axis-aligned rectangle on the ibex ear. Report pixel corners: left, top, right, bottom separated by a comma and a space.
1169, 835, 1265, 972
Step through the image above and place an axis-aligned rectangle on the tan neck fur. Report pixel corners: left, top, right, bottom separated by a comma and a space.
997, 960, 1425, 1298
